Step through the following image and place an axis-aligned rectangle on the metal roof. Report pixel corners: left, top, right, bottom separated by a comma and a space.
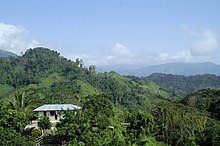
24, 124, 37, 130
33, 104, 81, 112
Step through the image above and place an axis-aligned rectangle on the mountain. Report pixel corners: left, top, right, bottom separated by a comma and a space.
0, 49, 17, 57
97, 64, 148, 73
1, 47, 220, 146
99, 62, 220, 76
0, 47, 172, 110
145, 73, 220, 95
1, 47, 219, 110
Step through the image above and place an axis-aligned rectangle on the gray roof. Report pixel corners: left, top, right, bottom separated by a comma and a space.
33, 104, 81, 112
24, 124, 37, 130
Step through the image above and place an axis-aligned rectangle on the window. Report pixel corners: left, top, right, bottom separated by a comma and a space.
50, 111, 55, 116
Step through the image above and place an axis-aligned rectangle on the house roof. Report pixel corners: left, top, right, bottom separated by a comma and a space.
33, 104, 81, 112
24, 124, 38, 130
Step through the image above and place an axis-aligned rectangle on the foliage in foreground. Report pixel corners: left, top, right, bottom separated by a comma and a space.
56, 94, 169, 146
56, 95, 220, 146
0, 48, 220, 145
0, 103, 36, 146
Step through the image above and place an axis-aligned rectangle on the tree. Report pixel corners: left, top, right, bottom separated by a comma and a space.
38, 116, 51, 131
89, 65, 96, 75
9, 88, 37, 113
56, 94, 116, 145
82, 94, 114, 128
0, 126, 35, 146
79, 59, 84, 68
201, 118, 220, 146
152, 102, 208, 146
125, 111, 156, 145
0, 109, 28, 133
75, 58, 80, 66
56, 109, 90, 143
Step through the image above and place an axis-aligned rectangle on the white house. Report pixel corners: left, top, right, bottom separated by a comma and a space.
33, 104, 81, 123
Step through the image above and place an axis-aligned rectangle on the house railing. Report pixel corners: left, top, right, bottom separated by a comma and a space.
62, 141, 69, 146
36, 134, 44, 146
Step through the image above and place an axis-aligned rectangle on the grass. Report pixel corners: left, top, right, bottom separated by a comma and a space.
141, 81, 170, 98
39, 73, 64, 88
75, 80, 100, 96
0, 84, 14, 99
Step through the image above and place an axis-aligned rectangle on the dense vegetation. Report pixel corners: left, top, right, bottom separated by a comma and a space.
0, 47, 171, 110
180, 89, 220, 120
145, 73, 220, 95
0, 47, 220, 145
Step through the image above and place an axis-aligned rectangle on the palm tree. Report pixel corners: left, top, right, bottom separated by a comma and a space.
9, 88, 37, 113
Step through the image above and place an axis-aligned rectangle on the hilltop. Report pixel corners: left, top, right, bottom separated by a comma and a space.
1, 47, 220, 146
0, 47, 172, 110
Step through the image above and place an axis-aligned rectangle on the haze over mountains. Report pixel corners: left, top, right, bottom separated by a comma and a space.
98, 62, 220, 76
1, 48, 220, 145
0, 49, 17, 58
1, 48, 220, 77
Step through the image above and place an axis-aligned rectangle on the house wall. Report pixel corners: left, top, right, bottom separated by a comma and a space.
38, 111, 44, 117
37, 110, 76, 123
38, 111, 61, 122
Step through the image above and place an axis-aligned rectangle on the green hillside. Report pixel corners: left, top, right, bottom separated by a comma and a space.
0, 47, 171, 111
1, 48, 220, 146
0, 84, 14, 99
145, 73, 220, 95
180, 88, 220, 120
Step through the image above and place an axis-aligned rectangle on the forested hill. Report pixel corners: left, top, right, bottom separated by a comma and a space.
1, 47, 220, 146
0, 47, 172, 110
180, 88, 220, 120
145, 73, 220, 95
0, 48, 78, 87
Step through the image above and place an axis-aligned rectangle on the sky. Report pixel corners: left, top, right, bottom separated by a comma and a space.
0, 0, 220, 66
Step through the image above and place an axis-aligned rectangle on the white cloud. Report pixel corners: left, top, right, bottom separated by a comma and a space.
157, 50, 198, 63
73, 43, 197, 66
182, 27, 218, 57
103, 42, 136, 65
108, 42, 134, 58
69, 30, 219, 66
190, 30, 218, 56
0, 23, 38, 55
69, 43, 136, 66
158, 50, 192, 61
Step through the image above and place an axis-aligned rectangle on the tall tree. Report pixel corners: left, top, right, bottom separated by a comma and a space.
9, 88, 38, 113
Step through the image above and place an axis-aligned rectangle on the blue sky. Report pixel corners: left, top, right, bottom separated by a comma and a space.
0, 0, 220, 65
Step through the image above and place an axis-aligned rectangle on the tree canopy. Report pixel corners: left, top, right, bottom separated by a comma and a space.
0, 47, 220, 145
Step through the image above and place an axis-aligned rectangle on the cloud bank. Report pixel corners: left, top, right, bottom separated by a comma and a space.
108, 42, 134, 58
78, 31, 218, 66
60, 27, 220, 66
0, 23, 38, 55
69, 43, 137, 66
103, 42, 135, 64
190, 30, 218, 56
1, 23, 218, 65
153, 28, 219, 65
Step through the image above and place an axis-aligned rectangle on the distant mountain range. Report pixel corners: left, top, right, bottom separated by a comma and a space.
0, 49, 17, 58
98, 62, 220, 76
